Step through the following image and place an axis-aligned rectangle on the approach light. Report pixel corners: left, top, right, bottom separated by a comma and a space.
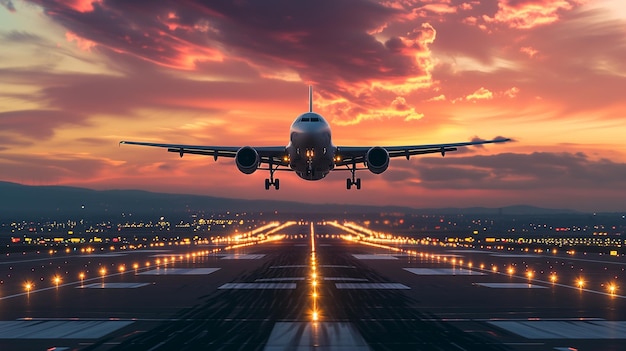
608, 283, 617, 295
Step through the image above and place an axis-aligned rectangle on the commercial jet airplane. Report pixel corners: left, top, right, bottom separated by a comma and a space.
120, 87, 510, 190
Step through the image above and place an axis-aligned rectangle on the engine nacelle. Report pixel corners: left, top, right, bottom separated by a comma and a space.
366, 147, 389, 174
235, 146, 260, 174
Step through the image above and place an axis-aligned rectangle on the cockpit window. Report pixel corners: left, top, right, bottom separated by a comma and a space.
300, 117, 319, 122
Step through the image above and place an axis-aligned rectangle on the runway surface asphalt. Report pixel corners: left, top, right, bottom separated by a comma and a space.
0, 222, 624, 350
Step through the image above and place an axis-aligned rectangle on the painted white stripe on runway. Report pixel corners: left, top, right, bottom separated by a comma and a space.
404, 268, 485, 276
488, 321, 626, 339
352, 254, 398, 260
264, 322, 370, 350
335, 283, 410, 290
270, 265, 356, 269
220, 254, 265, 259
255, 277, 305, 282
324, 277, 368, 281
138, 268, 220, 275
476, 283, 547, 289
447, 250, 489, 254
218, 283, 296, 289
490, 254, 539, 258
79, 253, 128, 258
79, 283, 150, 289
0, 321, 133, 339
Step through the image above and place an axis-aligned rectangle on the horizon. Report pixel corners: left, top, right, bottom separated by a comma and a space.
1, 1, 626, 212
0, 180, 606, 214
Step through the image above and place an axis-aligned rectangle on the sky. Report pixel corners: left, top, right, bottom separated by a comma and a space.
1, 0, 625, 212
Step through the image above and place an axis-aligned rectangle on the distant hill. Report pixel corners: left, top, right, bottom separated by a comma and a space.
0, 181, 580, 219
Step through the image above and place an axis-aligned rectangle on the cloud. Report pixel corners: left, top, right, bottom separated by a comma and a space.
0, 109, 88, 139
1, 0, 15, 12
465, 87, 493, 101
415, 152, 626, 190
483, 0, 582, 29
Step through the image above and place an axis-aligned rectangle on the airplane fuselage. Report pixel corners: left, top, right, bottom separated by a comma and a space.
286, 112, 336, 180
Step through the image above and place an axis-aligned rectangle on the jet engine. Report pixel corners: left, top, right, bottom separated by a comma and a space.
235, 146, 260, 174
366, 147, 389, 174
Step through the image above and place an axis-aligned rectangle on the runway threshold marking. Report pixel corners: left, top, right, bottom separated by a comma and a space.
263, 322, 370, 351
220, 254, 266, 259
138, 268, 220, 275
78, 283, 150, 289
323, 277, 368, 281
255, 277, 305, 282
218, 283, 296, 289
335, 283, 410, 290
404, 268, 486, 276
0, 321, 133, 339
270, 265, 356, 269
474, 283, 548, 289
488, 320, 626, 339
475, 283, 547, 289
352, 254, 398, 260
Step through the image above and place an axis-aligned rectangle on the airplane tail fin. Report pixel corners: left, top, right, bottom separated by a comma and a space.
308, 85, 313, 112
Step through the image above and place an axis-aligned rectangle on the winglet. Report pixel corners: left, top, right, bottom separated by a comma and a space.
308, 85, 313, 112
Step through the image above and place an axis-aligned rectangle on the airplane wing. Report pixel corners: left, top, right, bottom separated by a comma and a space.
334, 138, 511, 167
119, 141, 290, 167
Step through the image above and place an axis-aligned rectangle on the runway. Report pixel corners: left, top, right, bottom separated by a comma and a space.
0, 222, 624, 350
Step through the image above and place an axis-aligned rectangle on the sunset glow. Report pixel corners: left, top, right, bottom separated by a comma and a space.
1, 0, 625, 211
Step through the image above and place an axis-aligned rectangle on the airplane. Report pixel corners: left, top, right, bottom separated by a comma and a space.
120, 86, 510, 190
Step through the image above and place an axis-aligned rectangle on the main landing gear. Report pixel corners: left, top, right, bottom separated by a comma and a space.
346, 161, 361, 190
265, 161, 279, 190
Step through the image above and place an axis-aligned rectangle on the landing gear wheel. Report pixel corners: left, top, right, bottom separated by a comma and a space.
265, 179, 271, 190
274, 179, 280, 190
346, 161, 361, 190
